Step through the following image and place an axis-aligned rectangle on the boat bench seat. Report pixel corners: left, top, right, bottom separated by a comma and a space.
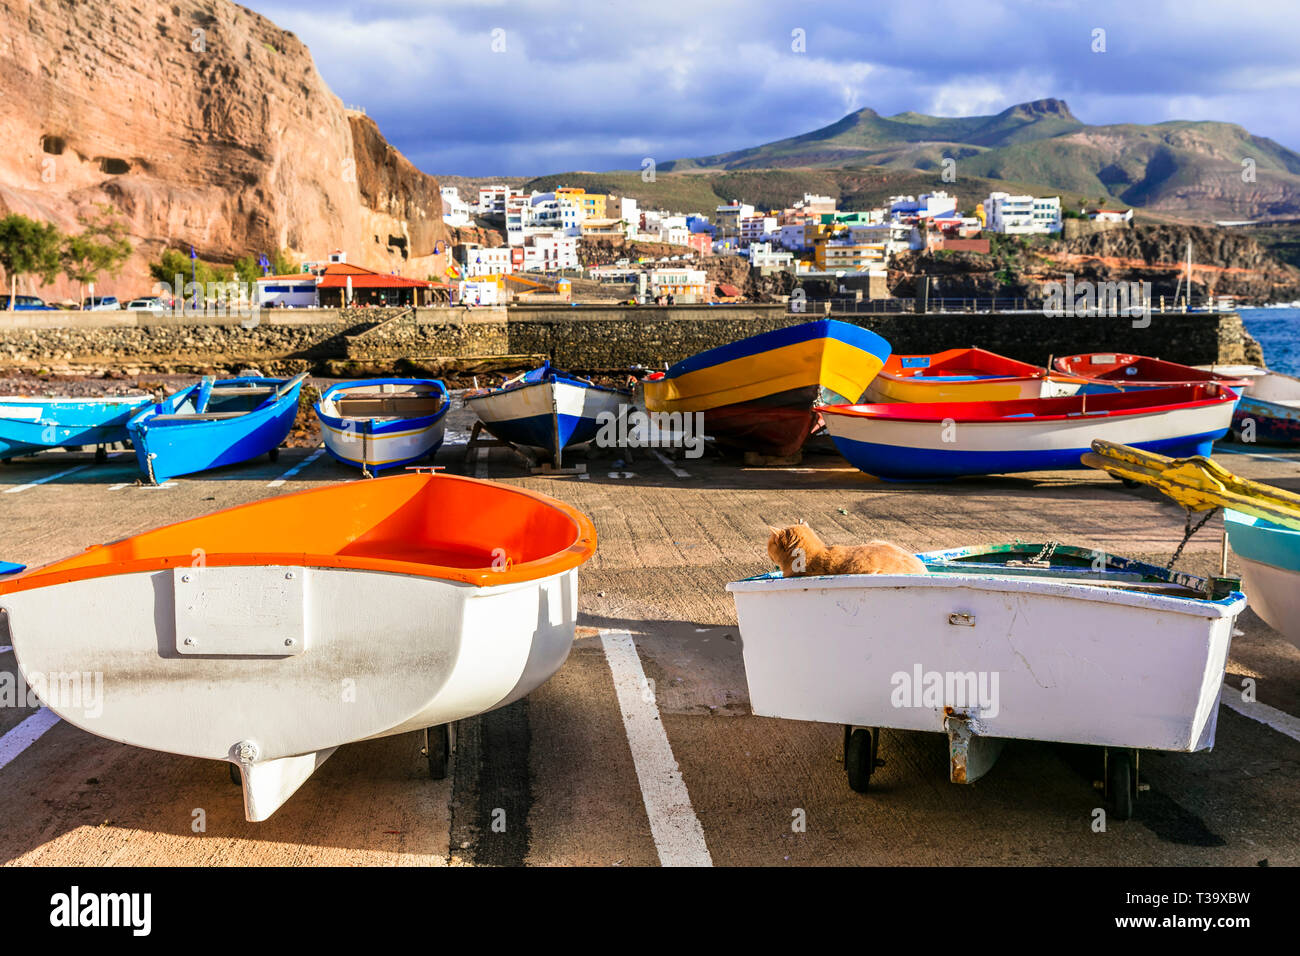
209, 387, 276, 397
336, 397, 443, 417
147, 412, 250, 422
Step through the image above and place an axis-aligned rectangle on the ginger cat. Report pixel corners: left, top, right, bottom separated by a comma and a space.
767, 521, 927, 577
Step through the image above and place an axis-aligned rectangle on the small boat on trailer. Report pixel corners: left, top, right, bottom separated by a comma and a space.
819, 382, 1236, 480
464, 362, 630, 468
0, 395, 153, 461
641, 319, 892, 457
127, 373, 309, 483
1054, 352, 1249, 394
1194, 364, 1300, 444
0, 472, 597, 821
315, 378, 449, 474
863, 347, 1084, 403
728, 543, 1244, 818
1085, 438, 1300, 649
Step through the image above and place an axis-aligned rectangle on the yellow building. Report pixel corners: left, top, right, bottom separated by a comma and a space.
814, 240, 887, 271
556, 186, 605, 220
974, 202, 986, 227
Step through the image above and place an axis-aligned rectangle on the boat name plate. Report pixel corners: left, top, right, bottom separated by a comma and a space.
173, 566, 307, 656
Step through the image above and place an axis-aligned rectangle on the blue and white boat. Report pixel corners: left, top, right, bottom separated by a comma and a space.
127, 373, 309, 483
1225, 510, 1300, 648
463, 363, 631, 467
820, 383, 1237, 480
315, 378, 449, 474
0, 395, 152, 460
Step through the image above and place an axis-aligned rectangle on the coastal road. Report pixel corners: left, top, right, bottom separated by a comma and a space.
1, 410, 1299, 866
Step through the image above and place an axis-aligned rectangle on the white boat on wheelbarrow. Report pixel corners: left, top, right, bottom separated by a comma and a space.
728, 543, 1245, 819
0, 473, 597, 821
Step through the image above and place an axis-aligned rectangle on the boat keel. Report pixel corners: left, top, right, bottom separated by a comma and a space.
945, 714, 1005, 784
233, 747, 339, 822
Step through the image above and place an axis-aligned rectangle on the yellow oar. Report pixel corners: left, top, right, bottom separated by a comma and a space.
1082, 439, 1300, 531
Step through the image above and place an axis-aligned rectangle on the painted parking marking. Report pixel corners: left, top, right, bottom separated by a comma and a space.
0, 646, 11, 654
3, 464, 94, 494
1220, 683, 1300, 743
108, 481, 178, 491
1215, 447, 1300, 465
0, 708, 60, 772
652, 450, 691, 479
268, 447, 327, 488
599, 628, 712, 867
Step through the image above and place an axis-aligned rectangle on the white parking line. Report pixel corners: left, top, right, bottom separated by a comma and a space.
108, 481, 178, 491
1215, 447, 1299, 465
0, 708, 61, 772
0, 646, 11, 654
268, 447, 327, 488
475, 447, 489, 479
3, 464, 93, 494
652, 450, 691, 479
1220, 683, 1300, 742
599, 629, 712, 867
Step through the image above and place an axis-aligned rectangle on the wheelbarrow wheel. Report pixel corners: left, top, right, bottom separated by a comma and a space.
845, 728, 875, 793
268, 447, 281, 463
424, 724, 451, 780
1108, 749, 1134, 821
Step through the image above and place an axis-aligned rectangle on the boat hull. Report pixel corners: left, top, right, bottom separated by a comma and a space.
1233, 395, 1300, 444
1, 564, 578, 820
0, 397, 151, 459
315, 379, 450, 471
466, 379, 628, 455
823, 389, 1234, 480
128, 378, 304, 482
727, 571, 1241, 752
642, 319, 892, 456
1225, 509, 1300, 647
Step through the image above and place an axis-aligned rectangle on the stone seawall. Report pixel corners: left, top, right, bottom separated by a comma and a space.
0, 304, 1262, 374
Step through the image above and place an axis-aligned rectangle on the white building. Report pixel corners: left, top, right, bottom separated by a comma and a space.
660, 225, 691, 247
522, 232, 579, 272
985, 192, 1062, 234
889, 191, 957, 220
441, 187, 472, 227
648, 267, 709, 302
795, 193, 837, 214
476, 185, 525, 221
454, 280, 502, 306
739, 215, 777, 246
748, 242, 794, 269
459, 244, 513, 277
1087, 208, 1134, 223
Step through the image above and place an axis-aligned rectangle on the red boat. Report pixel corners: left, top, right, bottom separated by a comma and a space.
1053, 353, 1250, 394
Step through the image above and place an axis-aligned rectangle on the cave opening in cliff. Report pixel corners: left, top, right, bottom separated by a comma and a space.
99, 157, 131, 175
41, 135, 66, 155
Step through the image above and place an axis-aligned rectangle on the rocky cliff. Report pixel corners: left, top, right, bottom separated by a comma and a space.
0, 0, 450, 300
890, 225, 1300, 304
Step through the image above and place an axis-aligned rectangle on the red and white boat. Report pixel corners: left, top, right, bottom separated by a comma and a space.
864, 347, 1085, 403
820, 383, 1237, 480
1054, 353, 1250, 395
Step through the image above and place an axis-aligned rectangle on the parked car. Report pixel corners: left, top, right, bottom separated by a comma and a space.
125, 297, 167, 314
82, 296, 122, 311
0, 295, 58, 311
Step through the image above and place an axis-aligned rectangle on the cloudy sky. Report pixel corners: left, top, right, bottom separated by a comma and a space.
249, 0, 1300, 178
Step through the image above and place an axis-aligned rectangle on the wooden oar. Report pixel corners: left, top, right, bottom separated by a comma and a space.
273, 371, 311, 402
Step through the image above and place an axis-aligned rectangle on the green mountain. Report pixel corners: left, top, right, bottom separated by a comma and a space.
660, 99, 1300, 221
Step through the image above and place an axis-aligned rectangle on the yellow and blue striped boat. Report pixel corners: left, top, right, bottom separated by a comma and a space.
641, 319, 892, 456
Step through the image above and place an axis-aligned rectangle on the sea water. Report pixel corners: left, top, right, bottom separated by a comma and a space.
1240, 307, 1300, 377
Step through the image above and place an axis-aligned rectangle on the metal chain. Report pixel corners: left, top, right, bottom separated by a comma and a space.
1029, 540, 1059, 565
1167, 507, 1220, 571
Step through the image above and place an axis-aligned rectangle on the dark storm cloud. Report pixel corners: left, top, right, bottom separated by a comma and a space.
249, 0, 1300, 176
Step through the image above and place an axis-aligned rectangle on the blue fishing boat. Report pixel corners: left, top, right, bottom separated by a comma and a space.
463, 363, 630, 467
315, 378, 450, 474
127, 373, 309, 483
0, 562, 25, 576
0, 395, 152, 461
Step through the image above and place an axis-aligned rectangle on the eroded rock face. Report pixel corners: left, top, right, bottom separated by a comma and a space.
0, 0, 450, 300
